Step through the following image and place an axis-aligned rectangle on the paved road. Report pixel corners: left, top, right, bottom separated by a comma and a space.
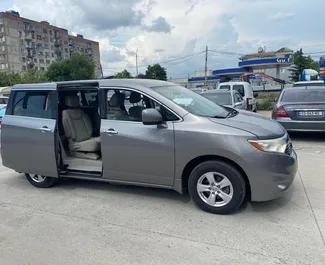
0, 132, 325, 264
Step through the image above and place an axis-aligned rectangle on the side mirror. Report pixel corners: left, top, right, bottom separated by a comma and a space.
142, 108, 163, 125
254, 92, 258, 98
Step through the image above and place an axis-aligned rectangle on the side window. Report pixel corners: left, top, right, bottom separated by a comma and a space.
105, 89, 179, 122
12, 91, 53, 119
0, 98, 6, 104
233, 85, 245, 97
234, 93, 243, 103
219, 85, 230, 90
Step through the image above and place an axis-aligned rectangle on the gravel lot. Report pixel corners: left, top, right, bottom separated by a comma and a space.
1, 114, 325, 265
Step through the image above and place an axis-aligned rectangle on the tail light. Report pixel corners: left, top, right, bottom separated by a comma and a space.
276, 106, 289, 118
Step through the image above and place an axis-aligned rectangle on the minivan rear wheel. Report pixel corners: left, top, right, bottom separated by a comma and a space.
25, 173, 58, 188
188, 161, 246, 215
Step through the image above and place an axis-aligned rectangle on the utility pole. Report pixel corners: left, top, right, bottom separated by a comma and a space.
204, 46, 208, 88
135, 49, 139, 78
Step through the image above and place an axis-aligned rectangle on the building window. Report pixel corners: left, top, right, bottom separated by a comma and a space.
0, 26, 4, 33
45, 52, 49, 57
46, 60, 50, 64
1, 63, 7, 69
22, 66, 27, 70
50, 38, 54, 43
0, 18, 3, 25
18, 31, 22, 38
49, 30, 52, 35
64, 40, 68, 45
22, 57, 26, 62
0, 36, 5, 42
44, 44, 49, 49
43, 28, 47, 34
18, 22, 23, 28
20, 39, 24, 45
39, 51, 44, 56
34, 58, 38, 63
40, 67, 45, 71
39, 59, 44, 63
37, 35, 42, 40
65, 48, 68, 53
37, 43, 43, 48
51, 45, 54, 49
1, 46, 5, 52
51, 53, 54, 57
32, 33, 35, 39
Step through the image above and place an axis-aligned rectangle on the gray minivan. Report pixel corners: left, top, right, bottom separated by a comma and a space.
1, 79, 298, 214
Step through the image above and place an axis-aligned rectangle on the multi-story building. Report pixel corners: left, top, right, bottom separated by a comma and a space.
0, 10, 101, 77
68, 34, 102, 77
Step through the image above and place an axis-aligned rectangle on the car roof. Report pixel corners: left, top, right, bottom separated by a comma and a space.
294, 80, 324, 84
10, 79, 178, 91
283, 86, 325, 91
202, 90, 232, 94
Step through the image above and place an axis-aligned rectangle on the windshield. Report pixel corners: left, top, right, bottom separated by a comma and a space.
202, 93, 232, 105
282, 89, 325, 102
151, 85, 229, 118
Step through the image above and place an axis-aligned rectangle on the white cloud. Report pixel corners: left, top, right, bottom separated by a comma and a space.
2, 0, 325, 78
269, 12, 295, 21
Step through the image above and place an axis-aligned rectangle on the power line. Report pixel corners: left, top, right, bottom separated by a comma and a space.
102, 51, 204, 70
208, 49, 244, 56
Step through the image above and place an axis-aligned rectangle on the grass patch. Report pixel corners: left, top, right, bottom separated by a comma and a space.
256, 92, 280, 111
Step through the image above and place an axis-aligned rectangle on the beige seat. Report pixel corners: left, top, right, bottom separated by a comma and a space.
62, 95, 100, 160
106, 93, 129, 120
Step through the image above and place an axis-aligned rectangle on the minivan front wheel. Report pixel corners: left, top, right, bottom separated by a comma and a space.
188, 161, 246, 214
25, 173, 58, 188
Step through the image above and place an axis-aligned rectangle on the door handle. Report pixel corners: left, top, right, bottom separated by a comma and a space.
103, 129, 118, 135
39, 126, 52, 133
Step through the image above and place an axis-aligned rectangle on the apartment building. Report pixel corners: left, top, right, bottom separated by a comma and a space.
0, 11, 102, 77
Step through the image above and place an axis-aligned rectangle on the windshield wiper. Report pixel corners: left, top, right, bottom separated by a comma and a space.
226, 108, 238, 118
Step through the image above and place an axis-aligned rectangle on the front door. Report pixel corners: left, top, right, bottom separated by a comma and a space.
100, 88, 176, 186
1, 89, 58, 177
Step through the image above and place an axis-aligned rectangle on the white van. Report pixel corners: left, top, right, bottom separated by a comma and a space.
216, 82, 257, 112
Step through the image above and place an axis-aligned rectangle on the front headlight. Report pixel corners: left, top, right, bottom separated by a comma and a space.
248, 137, 287, 153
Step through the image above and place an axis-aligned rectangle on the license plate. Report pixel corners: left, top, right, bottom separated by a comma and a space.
298, 111, 323, 116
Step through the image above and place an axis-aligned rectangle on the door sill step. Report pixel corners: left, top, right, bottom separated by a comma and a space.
60, 170, 102, 179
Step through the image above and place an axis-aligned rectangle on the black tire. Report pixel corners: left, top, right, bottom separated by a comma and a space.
188, 160, 246, 215
25, 173, 58, 188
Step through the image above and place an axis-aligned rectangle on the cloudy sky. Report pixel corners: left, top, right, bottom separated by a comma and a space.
1, 0, 325, 78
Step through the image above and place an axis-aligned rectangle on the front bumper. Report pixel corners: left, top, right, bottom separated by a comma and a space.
276, 118, 325, 132
236, 148, 298, 202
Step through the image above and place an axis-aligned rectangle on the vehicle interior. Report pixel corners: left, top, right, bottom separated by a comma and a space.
57, 86, 102, 174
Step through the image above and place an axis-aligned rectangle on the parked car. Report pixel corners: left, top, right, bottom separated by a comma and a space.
190, 88, 207, 94
217, 81, 258, 111
0, 96, 9, 109
201, 90, 246, 109
1, 79, 297, 215
272, 86, 325, 132
0, 106, 6, 126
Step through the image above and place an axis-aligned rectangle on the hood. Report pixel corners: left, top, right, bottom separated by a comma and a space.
209, 109, 285, 139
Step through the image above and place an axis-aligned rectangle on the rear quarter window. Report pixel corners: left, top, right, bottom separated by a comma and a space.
11, 91, 54, 119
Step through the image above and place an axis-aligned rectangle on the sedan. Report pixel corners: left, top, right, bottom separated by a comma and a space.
271, 86, 325, 132
201, 90, 246, 110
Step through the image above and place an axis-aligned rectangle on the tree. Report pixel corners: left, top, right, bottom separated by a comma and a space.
145, 64, 167, 81
289, 49, 319, 82
47, 53, 95, 81
0, 70, 47, 86
20, 69, 48, 84
137, 73, 147, 79
114, 69, 133, 79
